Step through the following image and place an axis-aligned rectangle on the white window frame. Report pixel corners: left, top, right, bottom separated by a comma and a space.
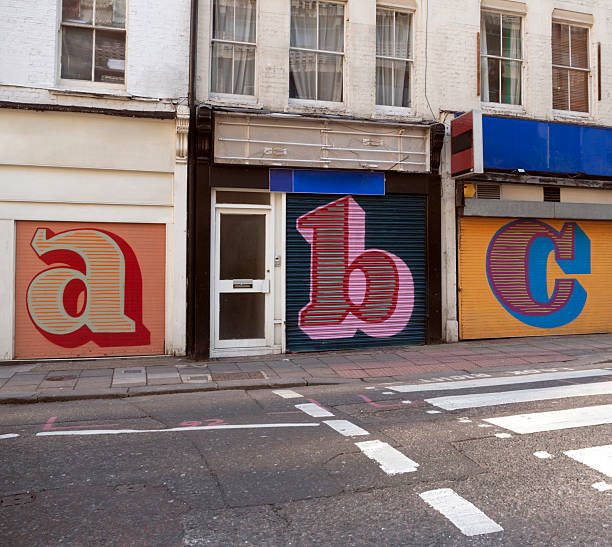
57, 0, 127, 92
375, 6, 414, 114
209, 0, 258, 100
288, 0, 346, 106
480, 9, 524, 109
551, 21, 591, 118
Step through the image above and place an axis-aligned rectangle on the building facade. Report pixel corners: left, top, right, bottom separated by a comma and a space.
191, 0, 445, 358
0, 0, 191, 359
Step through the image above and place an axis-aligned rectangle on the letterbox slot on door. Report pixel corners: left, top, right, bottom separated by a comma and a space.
233, 279, 253, 289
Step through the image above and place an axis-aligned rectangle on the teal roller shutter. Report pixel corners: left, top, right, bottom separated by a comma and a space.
286, 193, 427, 352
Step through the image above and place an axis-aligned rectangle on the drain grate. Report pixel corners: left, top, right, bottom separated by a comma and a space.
1, 493, 36, 507
210, 371, 268, 381
45, 375, 77, 382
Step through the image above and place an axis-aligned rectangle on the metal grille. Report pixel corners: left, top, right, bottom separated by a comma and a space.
543, 186, 561, 202
476, 184, 501, 200
286, 194, 427, 352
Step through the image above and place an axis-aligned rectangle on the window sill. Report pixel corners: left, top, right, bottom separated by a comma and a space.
552, 109, 592, 123
481, 102, 526, 116
51, 80, 128, 99
287, 98, 345, 114
208, 93, 261, 109
373, 105, 418, 121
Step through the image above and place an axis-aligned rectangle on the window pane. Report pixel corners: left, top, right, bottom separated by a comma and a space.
376, 57, 393, 105
61, 26, 93, 80
395, 12, 411, 58
289, 49, 316, 99
570, 70, 589, 112
233, 45, 255, 95
393, 60, 410, 107
318, 2, 344, 52
95, 0, 126, 28
501, 59, 521, 104
481, 12, 501, 57
501, 14, 521, 59
290, 0, 317, 49
482, 57, 500, 102
219, 293, 265, 340
571, 26, 589, 69
235, 0, 256, 42
317, 52, 342, 101
211, 42, 234, 93
214, 0, 235, 41
376, 8, 393, 56
552, 66, 569, 110
552, 23, 570, 66
62, 0, 93, 24
94, 30, 125, 83
220, 213, 266, 280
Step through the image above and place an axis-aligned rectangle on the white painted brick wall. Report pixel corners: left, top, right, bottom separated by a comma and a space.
197, 0, 612, 126
0, 0, 190, 108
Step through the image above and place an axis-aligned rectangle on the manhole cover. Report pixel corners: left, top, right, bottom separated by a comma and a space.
211, 371, 268, 381
45, 375, 77, 382
1, 493, 36, 507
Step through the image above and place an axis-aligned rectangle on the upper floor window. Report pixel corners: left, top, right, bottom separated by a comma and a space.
211, 0, 256, 96
289, 0, 344, 102
552, 23, 589, 112
480, 11, 522, 105
60, 0, 126, 84
376, 8, 412, 108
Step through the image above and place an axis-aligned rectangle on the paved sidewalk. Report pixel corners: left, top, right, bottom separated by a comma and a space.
2, 333, 612, 404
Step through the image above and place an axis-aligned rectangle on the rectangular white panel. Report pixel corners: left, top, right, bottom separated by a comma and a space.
355, 440, 419, 475
323, 420, 370, 437
295, 403, 334, 417
564, 445, 612, 478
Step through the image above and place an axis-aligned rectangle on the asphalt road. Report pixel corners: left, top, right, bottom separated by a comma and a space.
1, 364, 611, 546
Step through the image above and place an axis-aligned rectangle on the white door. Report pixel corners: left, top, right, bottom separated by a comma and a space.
213, 206, 272, 351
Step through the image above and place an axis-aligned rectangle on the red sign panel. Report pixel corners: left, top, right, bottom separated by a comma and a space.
15, 221, 165, 358
451, 110, 483, 177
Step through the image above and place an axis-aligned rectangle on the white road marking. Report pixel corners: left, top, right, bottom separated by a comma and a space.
382, 392, 393, 395
323, 420, 369, 437
0, 433, 20, 439
426, 410, 442, 414
495, 433, 512, 438
419, 488, 503, 536
478, 424, 493, 428
426, 381, 612, 410
36, 423, 320, 437
484, 404, 612, 434
534, 451, 553, 459
592, 481, 612, 492
401, 400, 411, 404
391, 369, 609, 393
355, 440, 419, 475
272, 389, 303, 399
564, 445, 612, 478
295, 403, 334, 417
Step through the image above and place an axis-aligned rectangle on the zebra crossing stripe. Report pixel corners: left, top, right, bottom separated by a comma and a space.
484, 404, 612, 434
294, 403, 334, 417
355, 440, 419, 475
426, 381, 612, 410
420, 488, 503, 536
390, 369, 610, 393
564, 445, 612, 478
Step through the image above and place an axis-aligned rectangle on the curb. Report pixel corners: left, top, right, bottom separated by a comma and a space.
0, 377, 356, 405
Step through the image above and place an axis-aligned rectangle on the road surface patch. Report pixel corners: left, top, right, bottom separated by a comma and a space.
484, 404, 612, 434
419, 488, 503, 536
355, 440, 419, 475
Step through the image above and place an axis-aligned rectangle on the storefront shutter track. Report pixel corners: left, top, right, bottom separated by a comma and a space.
286, 194, 427, 352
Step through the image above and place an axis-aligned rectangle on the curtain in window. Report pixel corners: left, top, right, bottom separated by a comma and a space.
502, 15, 521, 105
318, 3, 343, 101
376, 9, 394, 105
290, 1, 317, 99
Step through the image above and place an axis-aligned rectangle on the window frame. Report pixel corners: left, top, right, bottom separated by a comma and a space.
57, 0, 128, 90
288, 0, 346, 105
375, 6, 414, 112
209, 0, 258, 100
480, 9, 524, 108
551, 21, 591, 117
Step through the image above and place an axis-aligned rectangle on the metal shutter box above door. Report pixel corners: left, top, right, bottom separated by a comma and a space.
286, 194, 427, 352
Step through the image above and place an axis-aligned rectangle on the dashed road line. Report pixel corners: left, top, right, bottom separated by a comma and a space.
355, 440, 419, 475
426, 381, 612, 410
484, 404, 612, 434
0, 433, 20, 440
391, 369, 610, 394
272, 389, 303, 399
564, 445, 612, 478
323, 420, 369, 437
295, 403, 334, 418
36, 423, 321, 437
419, 488, 504, 536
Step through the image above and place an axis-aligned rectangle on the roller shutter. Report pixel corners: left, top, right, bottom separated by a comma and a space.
286, 193, 427, 351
